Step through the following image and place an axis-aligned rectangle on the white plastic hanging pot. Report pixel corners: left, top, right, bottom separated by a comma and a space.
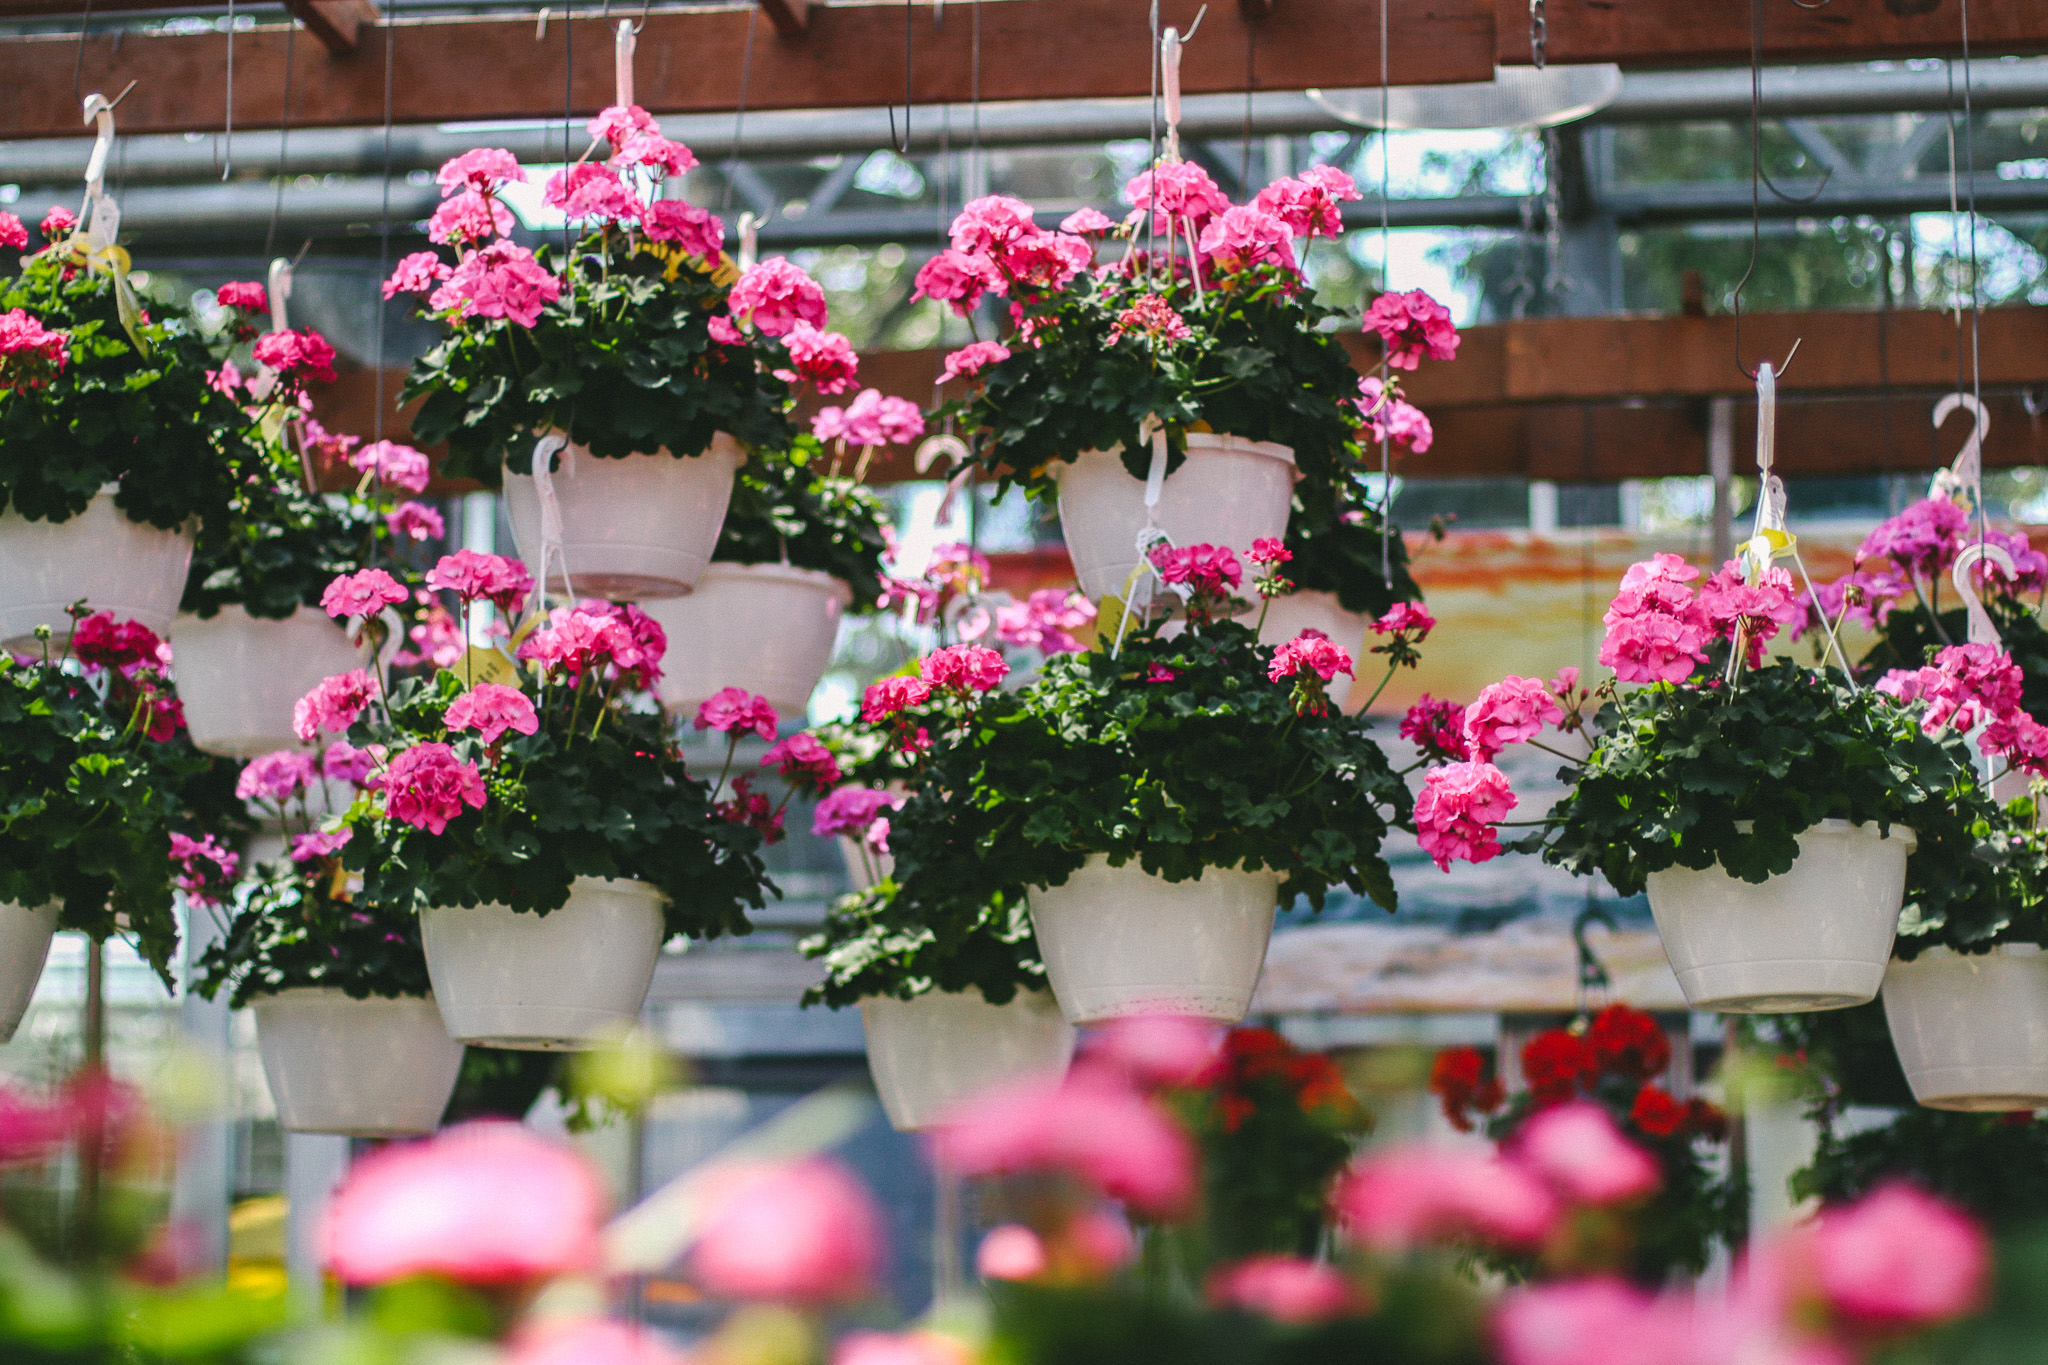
1054, 435, 1297, 603
1645, 819, 1914, 1013
0, 487, 194, 650
643, 561, 852, 719
0, 903, 59, 1042
252, 987, 466, 1136
860, 989, 1077, 1131
1028, 854, 1281, 1024
170, 605, 365, 758
503, 436, 745, 601
1257, 591, 1371, 714
1880, 944, 2048, 1110
420, 876, 666, 1050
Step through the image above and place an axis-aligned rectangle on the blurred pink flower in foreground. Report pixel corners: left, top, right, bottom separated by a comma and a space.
691, 1158, 884, 1305
1809, 1182, 1989, 1329
1208, 1255, 1359, 1325
928, 1062, 1197, 1220
1515, 1101, 1662, 1206
1332, 1143, 1558, 1253
507, 1318, 685, 1365
1085, 1014, 1219, 1089
323, 1121, 605, 1285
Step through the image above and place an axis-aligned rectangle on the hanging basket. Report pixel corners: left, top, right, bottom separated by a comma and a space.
1646, 819, 1913, 1013
0, 487, 194, 651
170, 606, 365, 758
644, 561, 852, 720
860, 989, 1076, 1131
420, 876, 667, 1050
1881, 944, 2048, 1111
252, 987, 467, 1136
1053, 435, 1296, 603
1029, 854, 1281, 1023
0, 903, 58, 1042
503, 437, 745, 601
1257, 590, 1371, 713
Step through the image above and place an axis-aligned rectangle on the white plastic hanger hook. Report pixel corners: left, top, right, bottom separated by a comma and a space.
80, 92, 122, 251
1753, 361, 1776, 480
266, 257, 293, 332
1954, 541, 2017, 649
1161, 27, 1184, 162
1930, 392, 1990, 512
737, 212, 760, 270
614, 19, 636, 110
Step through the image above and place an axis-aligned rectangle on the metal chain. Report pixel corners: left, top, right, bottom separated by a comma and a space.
1529, 0, 1546, 71
1542, 126, 1565, 298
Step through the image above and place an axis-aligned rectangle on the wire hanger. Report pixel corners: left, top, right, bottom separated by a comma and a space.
1730, 0, 1806, 380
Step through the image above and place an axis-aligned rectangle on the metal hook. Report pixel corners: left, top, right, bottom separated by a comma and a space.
630, 0, 651, 34
1760, 159, 1832, 205
1572, 904, 1617, 999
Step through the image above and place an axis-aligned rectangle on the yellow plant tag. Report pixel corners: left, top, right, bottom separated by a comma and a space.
1073, 598, 1113, 654
455, 646, 520, 689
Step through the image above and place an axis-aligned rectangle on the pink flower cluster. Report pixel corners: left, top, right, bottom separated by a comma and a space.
1598, 553, 1708, 684
914, 194, 1093, 316
1269, 629, 1355, 716
383, 741, 488, 834
920, 643, 1009, 693
811, 785, 899, 840
252, 329, 338, 386
1371, 600, 1436, 669
690, 1159, 883, 1305
861, 674, 933, 724
642, 200, 725, 259
1250, 165, 1362, 240
1151, 542, 1243, 596
294, 668, 377, 742
1364, 288, 1460, 371
1495, 1182, 1987, 1365
72, 612, 166, 673
1799, 566, 1907, 639
236, 749, 317, 803
543, 163, 641, 225
0, 308, 69, 392
1400, 695, 1470, 764
1124, 161, 1231, 234
1414, 759, 1516, 870
383, 251, 453, 300
425, 549, 533, 616
517, 602, 666, 689
939, 340, 1011, 383
0, 213, 27, 251
695, 687, 780, 740
996, 589, 1096, 655
727, 258, 829, 338
1195, 205, 1297, 274
1358, 375, 1433, 452
812, 388, 924, 446
444, 682, 539, 744
761, 733, 841, 793
1858, 497, 1971, 583
1464, 676, 1565, 762
349, 439, 431, 494
429, 241, 563, 329
169, 832, 240, 906
428, 191, 514, 246
321, 568, 408, 621
1105, 293, 1194, 346
773, 322, 859, 394
1879, 641, 2048, 775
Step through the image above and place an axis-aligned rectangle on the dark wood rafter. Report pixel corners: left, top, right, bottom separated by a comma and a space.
281, 0, 380, 54
1, 0, 1496, 140
310, 309, 2048, 492
1495, 0, 2048, 67
757, 0, 812, 39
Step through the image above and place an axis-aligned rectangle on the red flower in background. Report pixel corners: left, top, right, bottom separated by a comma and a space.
1585, 1004, 1671, 1083
1430, 1046, 1505, 1133
1629, 1084, 1688, 1138
1520, 1030, 1594, 1106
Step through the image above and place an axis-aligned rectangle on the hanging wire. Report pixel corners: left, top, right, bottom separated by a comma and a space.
721, 4, 759, 217
1731, 0, 1803, 380
886, 0, 914, 156
373, 16, 394, 443
72, 0, 96, 102
1959, 0, 1986, 549
1377, 0, 1392, 580
970, 0, 981, 191
222, 0, 236, 180
562, 0, 575, 260
1240, 15, 1257, 189
1146, 0, 1160, 288
263, 21, 296, 261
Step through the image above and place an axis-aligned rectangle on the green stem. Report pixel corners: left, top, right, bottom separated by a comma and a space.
1356, 657, 1403, 714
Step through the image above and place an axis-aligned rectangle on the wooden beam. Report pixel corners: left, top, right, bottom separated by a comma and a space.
2, 0, 1495, 141
282, 0, 380, 54
758, 0, 812, 39
1498, 0, 2048, 67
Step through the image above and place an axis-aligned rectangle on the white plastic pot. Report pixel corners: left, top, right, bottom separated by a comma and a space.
860, 989, 1077, 1131
420, 877, 666, 1050
170, 605, 365, 757
644, 561, 852, 719
1645, 819, 1914, 1013
503, 437, 745, 601
252, 987, 466, 1136
0, 903, 59, 1042
1881, 944, 2048, 1110
1257, 591, 1371, 714
1029, 855, 1282, 1023
0, 487, 195, 650
1054, 435, 1297, 603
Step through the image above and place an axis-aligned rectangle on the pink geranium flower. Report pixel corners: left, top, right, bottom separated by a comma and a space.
382, 741, 487, 833
323, 1121, 605, 1286
444, 682, 539, 744
947, 194, 1042, 258
1858, 497, 1970, 583
1358, 376, 1434, 453
641, 200, 725, 259
1060, 207, 1116, 236
542, 163, 641, 223
252, 328, 338, 385
691, 1158, 884, 1305
1123, 162, 1229, 231
429, 241, 562, 329
508, 1319, 684, 1365
773, 322, 859, 394
1150, 542, 1242, 595
761, 733, 843, 791
1463, 676, 1565, 762
585, 102, 659, 149
1207, 1255, 1356, 1325
812, 786, 900, 839
348, 439, 432, 494
323, 740, 378, 785
518, 604, 662, 689
1269, 628, 1354, 684
426, 550, 534, 616
1698, 562, 1802, 665
169, 832, 239, 906
912, 248, 1000, 317
0, 213, 27, 250
694, 687, 780, 739
1599, 612, 1709, 685
727, 258, 828, 338
1809, 1183, 1988, 1328
235, 749, 317, 803
293, 669, 377, 742
995, 589, 1095, 655
939, 340, 1011, 383
383, 251, 453, 299
861, 675, 933, 724
1515, 1101, 1662, 1206
1364, 288, 1460, 370
435, 147, 524, 196
0, 310, 70, 393
1414, 759, 1516, 870
1248, 538, 1292, 566
920, 643, 1009, 693
1085, 1015, 1219, 1088
1374, 601, 1435, 639
1196, 205, 1297, 274
71, 612, 163, 672
320, 568, 409, 621
289, 829, 352, 863
40, 207, 77, 239
1332, 1143, 1558, 1252
1107, 293, 1193, 346
214, 280, 267, 312
1252, 166, 1361, 240
1402, 695, 1470, 763
385, 500, 445, 542
427, 190, 513, 246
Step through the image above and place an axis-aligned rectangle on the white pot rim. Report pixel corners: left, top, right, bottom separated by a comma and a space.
1727, 817, 1918, 851
701, 559, 855, 603
251, 984, 434, 1004
1030, 854, 1281, 890
1051, 433, 1298, 479
448, 875, 668, 915
506, 431, 748, 469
